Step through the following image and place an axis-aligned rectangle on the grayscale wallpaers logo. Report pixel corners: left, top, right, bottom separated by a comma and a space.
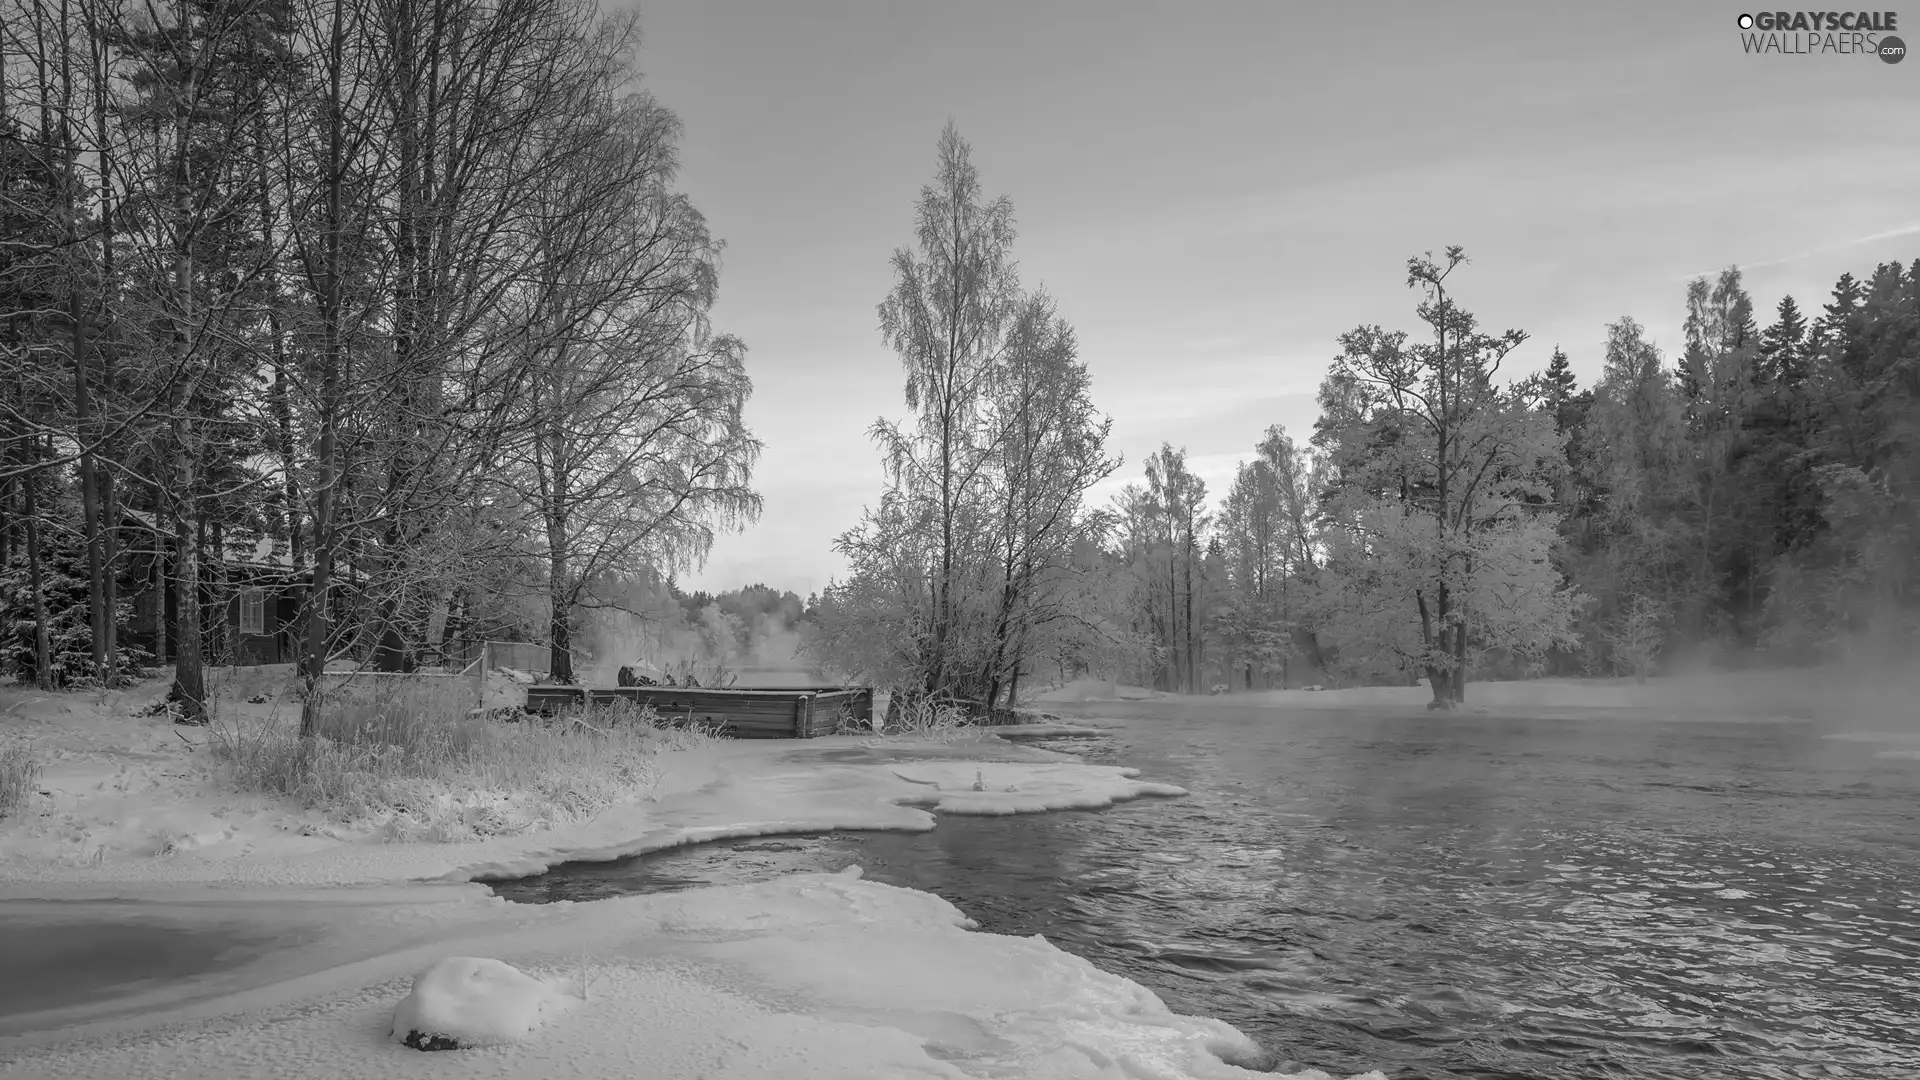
1736, 10, 1905, 61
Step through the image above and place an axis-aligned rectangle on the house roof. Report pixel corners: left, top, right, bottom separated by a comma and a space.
120, 508, 309, 574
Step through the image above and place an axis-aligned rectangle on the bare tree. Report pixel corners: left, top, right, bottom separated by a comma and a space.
499, 93, 760, 683
817, 125, 1116, 717
1145, 444, 1206, 693
870, 121, 1018, 706
974, 287, 1117, 708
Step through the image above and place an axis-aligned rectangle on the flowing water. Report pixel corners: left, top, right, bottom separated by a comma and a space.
492, 702, 1920, 1080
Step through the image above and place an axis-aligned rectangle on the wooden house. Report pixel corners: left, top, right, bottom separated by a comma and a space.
119, 511, 312, 666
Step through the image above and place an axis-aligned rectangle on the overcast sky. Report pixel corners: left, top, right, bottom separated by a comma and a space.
617, 0, 1920, 598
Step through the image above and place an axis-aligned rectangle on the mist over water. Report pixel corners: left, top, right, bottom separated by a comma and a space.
501, 698, 1920, 1079
577, 605, 815, 687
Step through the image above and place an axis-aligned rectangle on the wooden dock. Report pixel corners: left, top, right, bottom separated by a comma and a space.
522, 684, 874, 739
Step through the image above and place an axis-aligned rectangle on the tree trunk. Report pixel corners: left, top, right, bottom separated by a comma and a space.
0, 45, 9, 577
1280, 576, 1290, 689
441, 585, 467, 658
1417, 588, 1451, 709
102, 472, 119, 680
548, 605, 573, 684
1451, 618, 1468, 704
75, 273, 105, 677
23, 467, 51, 690
300, 541, 335, 735
161, 0, 207, 721
547, 512, 573, 682
981, 567, 1019, 716
259, 112, 300, 565
152, 534, 168, 663
89, 0, 121, 684
172, 506, 206, 723
372, 0, 425, 676
202, 516, 220, 663
300, 0, 349, 738
1166, 545, 1179, 691
424, 582, 453, 660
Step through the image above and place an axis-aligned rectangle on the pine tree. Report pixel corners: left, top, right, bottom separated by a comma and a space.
1758, 296, 1809, 385
1542, 347, 1579, 430
1823, 271, 1864, 323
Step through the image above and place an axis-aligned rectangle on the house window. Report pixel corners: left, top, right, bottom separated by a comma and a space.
240, 588, 266, 636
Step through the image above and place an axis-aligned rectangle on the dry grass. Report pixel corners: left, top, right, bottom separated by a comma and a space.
207, 676, 717, 842
882, 696, 977, 742
0, 737, 40, 819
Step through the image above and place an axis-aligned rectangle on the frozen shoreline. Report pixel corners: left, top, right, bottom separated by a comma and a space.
0, 681, 1384, 1080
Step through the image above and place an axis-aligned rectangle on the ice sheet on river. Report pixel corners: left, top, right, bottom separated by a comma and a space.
0, 870, 1381, 1080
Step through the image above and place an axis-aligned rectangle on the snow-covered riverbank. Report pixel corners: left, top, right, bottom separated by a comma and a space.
0, 679, 1384, 1080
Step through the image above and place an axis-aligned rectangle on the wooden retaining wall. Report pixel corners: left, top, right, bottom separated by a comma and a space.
523, 685, 874, 739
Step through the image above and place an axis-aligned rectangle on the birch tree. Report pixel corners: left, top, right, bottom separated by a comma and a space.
864, 121, 1019, 706
971, 287, 1117, 706
504, 93, 761, 683
816, 124, 1116, 716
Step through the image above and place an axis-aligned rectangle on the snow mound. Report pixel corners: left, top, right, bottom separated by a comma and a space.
390, 955, 582, 1049
888, 761, 1187, 815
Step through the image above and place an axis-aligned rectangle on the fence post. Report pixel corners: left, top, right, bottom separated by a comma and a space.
475, 646, 489, 712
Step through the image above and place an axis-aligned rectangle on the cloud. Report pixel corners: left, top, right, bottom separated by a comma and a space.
1677, 221, 1920, 281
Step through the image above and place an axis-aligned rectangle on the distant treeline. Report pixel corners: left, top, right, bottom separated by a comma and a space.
1131, 255, 1920, 702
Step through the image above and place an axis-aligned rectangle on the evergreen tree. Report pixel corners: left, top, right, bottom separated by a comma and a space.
1758, 295, 1809, 386
1542, 347, 1583, 432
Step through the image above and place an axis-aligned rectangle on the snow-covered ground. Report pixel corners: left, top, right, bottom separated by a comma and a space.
0, 677, 1384, 1080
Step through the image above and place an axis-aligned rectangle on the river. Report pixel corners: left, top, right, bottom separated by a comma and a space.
492, 701, 1920, 1079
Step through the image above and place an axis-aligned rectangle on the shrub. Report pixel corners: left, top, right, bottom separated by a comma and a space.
881, 695, 975, 741
0, 738, 40, 818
